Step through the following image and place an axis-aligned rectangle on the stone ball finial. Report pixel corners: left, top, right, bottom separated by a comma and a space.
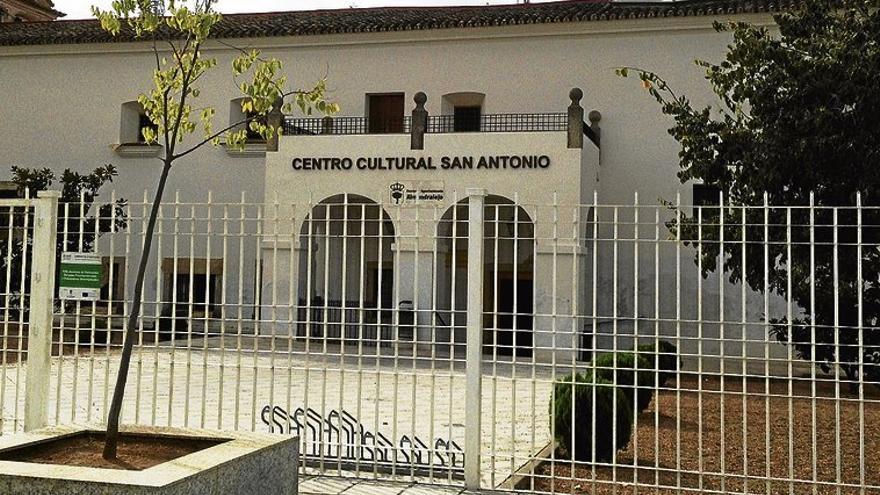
414, 92, 427, 106
569, 87, 583, 103
588, 110, 602, 124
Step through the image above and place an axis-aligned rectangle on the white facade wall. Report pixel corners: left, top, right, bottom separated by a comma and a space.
263, 131, 582, 359
0, 15, 771, 204
0, 12, 788, 363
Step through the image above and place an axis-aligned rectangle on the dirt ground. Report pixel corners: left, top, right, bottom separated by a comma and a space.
0, 432, 224, 470
529, 374, 880, 495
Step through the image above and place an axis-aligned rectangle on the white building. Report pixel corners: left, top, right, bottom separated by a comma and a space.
0, 0, 790, 361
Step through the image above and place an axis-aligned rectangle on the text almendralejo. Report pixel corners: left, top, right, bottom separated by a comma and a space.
290, 155, 551, 171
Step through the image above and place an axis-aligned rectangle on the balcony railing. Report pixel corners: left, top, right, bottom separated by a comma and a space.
282, 113, 568, 136
426, 113, 568, 133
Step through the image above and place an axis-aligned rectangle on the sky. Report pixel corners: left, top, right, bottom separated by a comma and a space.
54, 0, 553, 20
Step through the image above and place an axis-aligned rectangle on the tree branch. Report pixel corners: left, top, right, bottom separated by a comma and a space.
168, 37, 199, 156
171, 116, 260, 161
171, 86, 315, 162
152, 37, 172, 157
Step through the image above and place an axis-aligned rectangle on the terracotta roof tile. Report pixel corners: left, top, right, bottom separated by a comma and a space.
0, 0, 798, 47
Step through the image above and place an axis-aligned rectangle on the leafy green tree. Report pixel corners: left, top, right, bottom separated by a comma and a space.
92, 0, 338, 458
1, 165, 126, 316
618, 0, 880, 384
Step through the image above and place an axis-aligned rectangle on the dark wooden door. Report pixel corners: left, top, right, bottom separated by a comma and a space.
368, 94, 405, 133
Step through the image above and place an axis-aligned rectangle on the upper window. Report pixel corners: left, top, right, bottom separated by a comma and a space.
366, 93, 405, 134
120, 101, 158, 145
441, 92, 485, 132
453, 106, 482, 132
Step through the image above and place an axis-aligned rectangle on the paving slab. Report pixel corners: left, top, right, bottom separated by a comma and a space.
0, 340, 554, 489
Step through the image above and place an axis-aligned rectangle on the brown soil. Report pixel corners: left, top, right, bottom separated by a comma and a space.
0, 432, 226, 470
529, 375, 880, 495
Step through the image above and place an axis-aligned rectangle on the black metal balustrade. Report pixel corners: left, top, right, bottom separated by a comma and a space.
284, 116, 413, 136
282, 113, 567, 136
426, 113, 568, 133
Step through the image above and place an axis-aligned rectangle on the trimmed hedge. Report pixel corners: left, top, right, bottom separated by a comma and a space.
550, 340, 679, 462
636, 340, 680, 387
551, 372, 633, 462
593, 352, 656, 413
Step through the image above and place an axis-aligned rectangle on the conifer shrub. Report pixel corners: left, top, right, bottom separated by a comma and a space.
593, 352, 656, 413
550, 372, 633, 462
636, 340, 680, 386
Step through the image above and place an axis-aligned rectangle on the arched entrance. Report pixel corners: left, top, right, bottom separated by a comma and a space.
436, 195, 535, 357
297, 194, 395, 342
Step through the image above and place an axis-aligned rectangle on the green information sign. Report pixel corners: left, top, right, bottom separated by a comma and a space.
59, 252, 102, 301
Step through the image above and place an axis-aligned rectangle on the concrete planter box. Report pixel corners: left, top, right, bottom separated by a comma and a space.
0, 425, 298, 494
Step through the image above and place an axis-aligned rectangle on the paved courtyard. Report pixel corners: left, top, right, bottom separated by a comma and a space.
0, 336, 554, 488
300, 475, 475, 495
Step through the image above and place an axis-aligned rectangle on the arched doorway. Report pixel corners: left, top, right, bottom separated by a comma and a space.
436, 196, 535, 357
297, 194, 395, 342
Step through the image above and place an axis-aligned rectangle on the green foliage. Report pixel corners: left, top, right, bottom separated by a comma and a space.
618, 0, 880, 383
91, 1, 341, 457
2, 165, 127, 314
636, 340, 681, 387
593, 352, 656, 413
551, 372, 633, 462
550, 342, 679, 462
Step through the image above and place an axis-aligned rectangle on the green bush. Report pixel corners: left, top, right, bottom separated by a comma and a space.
551, 372, 633, 462
636, 340, 680, 386
593, 352, 656, 413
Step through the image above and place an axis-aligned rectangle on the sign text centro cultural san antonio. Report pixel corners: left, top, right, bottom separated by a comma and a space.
290, 154, 552, 172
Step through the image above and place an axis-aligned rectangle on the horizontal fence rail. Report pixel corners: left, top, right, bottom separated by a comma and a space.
3, 190, 878, 494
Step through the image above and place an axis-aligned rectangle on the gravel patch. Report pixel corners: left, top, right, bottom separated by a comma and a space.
529, 374, 880, 495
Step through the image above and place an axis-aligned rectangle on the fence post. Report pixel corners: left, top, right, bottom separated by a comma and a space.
464, 188, 485, 490
567, 87, 584, 149
411, 92, 428, 150
24, 190, 60, 432
266, 98, 284, 152
321, 115, 334, 135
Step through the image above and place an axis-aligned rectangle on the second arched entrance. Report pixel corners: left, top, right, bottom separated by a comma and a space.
297, 194, 395, 342
436, 195, 535, 357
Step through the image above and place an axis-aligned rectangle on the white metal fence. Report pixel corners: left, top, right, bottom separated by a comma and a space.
6, 190, 880, 494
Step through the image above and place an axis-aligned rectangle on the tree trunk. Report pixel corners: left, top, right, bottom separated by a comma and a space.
103, 161, 172, 459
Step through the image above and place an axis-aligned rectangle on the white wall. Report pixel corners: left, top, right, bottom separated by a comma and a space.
0, 13, 792, 360
0, 14, 769, 205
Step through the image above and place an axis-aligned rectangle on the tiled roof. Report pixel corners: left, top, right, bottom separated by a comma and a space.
0, 0, 796, 47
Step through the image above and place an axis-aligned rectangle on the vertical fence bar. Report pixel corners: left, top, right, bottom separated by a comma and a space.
24, 191, 60, 431
2, 201, 17, 430
856, 194, 865, 495
464, 188, 486, 490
